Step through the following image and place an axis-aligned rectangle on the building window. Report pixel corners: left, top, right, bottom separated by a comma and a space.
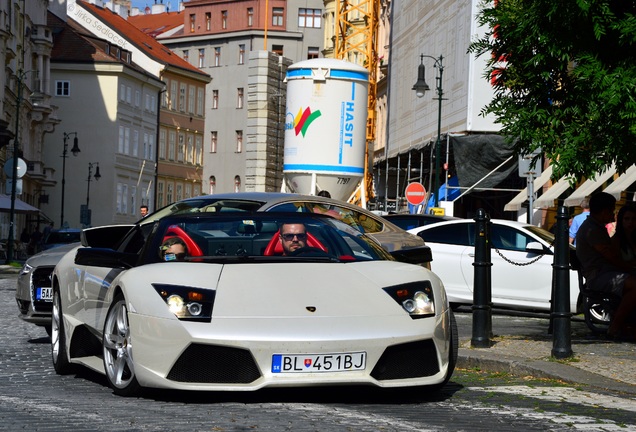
272, 7, 284, 26
188, 85, 195, 113
198, 48, 205, 67
212, 90, 218, 109
197, 87, 204, 115
195, 136, 203, 165
221, 10, 227, 29
176, 184, 183, 202
234, 176, 241, 193
238, 44, 245, 64
214, 47, 221, 66
55, 80, 70, 96
236, 130, 243, 153
124, 127, 130, 154
157, 182, 164, 208
159, 129, 166, 159
183, 50, 189, 63
190, 14, 195, 32
308, 46, 320, 59
133, 130, 139, 157
161, 80, 168, 108
247, 7, 253, 27
187, 135, 194, 163
170, 80, 177, 110
178, 133, 185, 162
299, 8, 321, 28
179, 83, 186, 111
209, 176, 216, 195
135, 90, 140, 106
210, 131, 217, 153
167, 183, 174, 205
272, 44, 284, 56
147, 133, 154, 161
168, 131, 176, 160
118, 126, 125, 153
205, 12, 211, 31
237, 88, 244, 109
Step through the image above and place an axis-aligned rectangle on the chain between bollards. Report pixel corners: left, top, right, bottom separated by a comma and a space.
551, 205, 573, 359
472, 208, 492, 348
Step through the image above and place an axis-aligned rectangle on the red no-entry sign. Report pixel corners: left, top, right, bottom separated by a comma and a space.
405, 182, 427, 206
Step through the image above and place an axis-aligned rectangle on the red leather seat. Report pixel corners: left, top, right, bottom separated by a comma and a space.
163, 225, 204, 257
263, 230, 327, 256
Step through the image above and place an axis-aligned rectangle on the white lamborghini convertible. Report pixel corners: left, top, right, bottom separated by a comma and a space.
51, 212, 457, 396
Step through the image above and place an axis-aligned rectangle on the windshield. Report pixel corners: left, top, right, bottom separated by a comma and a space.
524, 225, 555, 244
143, 198, 265, 224
45, 231, 81, 244
142, 213, 393, 264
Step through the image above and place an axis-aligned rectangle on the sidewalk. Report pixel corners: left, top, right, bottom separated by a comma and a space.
455, 311, 636, 396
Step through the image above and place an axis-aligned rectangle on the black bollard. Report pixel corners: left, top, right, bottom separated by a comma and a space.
551, 205, 573, 358
472, 208, 492, 348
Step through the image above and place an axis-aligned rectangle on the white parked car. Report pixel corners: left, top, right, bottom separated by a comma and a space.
408, 219, 581, 313
51, 212, 457, 396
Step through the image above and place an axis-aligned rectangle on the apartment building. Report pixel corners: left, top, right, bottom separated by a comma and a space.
0, 0, 58, 241
51, 0, 211, 224
44, 11, 164, 228
130, 0, 324, 194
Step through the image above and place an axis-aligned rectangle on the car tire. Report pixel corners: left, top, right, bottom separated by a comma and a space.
51, 288, 73, 375
584, 296, 612, 335
103, 294, 142, 397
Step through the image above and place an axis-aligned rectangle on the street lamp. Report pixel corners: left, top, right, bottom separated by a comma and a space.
61, 132, 80, 228
81, 162, 100, 227
85, 162, 101, 208
6, 69, 35, 263
412, 54, 445, 208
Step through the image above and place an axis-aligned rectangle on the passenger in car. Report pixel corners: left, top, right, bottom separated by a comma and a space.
160, 237, 188, 261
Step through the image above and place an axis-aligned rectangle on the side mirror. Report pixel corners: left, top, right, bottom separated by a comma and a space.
525, 241, 548, 254
390, 245, 433, 265
75, 247, 137, 269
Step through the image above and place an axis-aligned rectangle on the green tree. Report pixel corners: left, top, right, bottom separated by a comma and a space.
470, 0, 636, 180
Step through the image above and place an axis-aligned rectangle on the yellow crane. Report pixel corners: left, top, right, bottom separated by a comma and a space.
335, 0, 379, 207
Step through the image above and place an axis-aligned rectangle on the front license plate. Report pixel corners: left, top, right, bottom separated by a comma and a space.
36, 287, 52, 301
272, 352, 366, 373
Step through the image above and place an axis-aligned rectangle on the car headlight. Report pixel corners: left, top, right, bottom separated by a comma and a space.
152, 284, 215, 322
383, 281, 435, 319
19, 263, 33, 276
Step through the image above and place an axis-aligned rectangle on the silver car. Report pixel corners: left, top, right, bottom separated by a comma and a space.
148, 192, 431, 264
16, 243, 79, 335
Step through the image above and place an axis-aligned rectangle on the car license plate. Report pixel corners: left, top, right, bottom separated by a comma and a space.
36, 287, 52, 301
271, 352, 366, 373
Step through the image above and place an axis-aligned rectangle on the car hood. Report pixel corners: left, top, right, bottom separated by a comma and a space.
122, 261, 441, 321
25, 242, 80, 267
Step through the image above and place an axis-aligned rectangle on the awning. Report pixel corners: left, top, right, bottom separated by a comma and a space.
603, 165, 636, 200
0, 194, 41, 214
563, 165, 617, 207
504, 165, 554, 212
533, 176, 575, 209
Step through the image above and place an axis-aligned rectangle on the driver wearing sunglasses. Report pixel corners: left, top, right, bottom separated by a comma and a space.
279, 223, 308, 255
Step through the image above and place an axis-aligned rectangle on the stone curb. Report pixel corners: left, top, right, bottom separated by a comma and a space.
458, 348, 636, 396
